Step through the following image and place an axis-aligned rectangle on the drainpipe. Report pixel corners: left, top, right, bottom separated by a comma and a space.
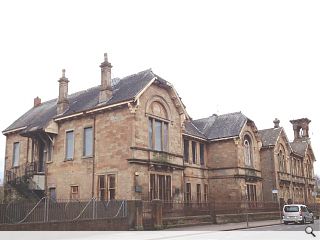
92, 116, 96, 198
37, 133, 49, 196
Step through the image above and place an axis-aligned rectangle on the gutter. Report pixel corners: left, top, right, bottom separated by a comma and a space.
54, 100, 133, 121
2, 126, 27, 135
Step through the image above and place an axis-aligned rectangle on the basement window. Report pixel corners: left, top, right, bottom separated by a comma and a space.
185, 183, 191, 203
108, 174, 116, 200
70, 185, 79, 200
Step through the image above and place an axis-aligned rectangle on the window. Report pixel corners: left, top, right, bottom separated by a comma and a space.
98, 175, 106, 201
246, 184, 257, 202
49, 187, 56, 201
66, 130, 74, 160
244, 135, 253, 166
47, 141, 53, 162
278, 149, 286, 172
150, 174, 156, 200
204, 184, 208, 203
148, 119, 153, 149
108, 174, 116, 200
148, 117, 169, 151
200, 143, 205, 166
185, 183, 191, 203
197, 184, 201, 203
70, 186, 79, 200
149, 174, 171, 201
12, 142, 20, 167
183, 139, 189, 163
155, 120, 162, 150
83, 127, 93, 157
192, 141, 197, 164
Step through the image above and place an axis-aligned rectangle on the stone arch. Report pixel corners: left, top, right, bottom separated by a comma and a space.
145, 95, 172, 120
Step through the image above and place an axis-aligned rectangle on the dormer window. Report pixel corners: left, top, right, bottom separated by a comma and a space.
244, 135, 253, 166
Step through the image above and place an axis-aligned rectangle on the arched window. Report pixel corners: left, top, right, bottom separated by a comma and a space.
147, 101, 169, 151
277, 145, 286, 173
244, 135, 253, 166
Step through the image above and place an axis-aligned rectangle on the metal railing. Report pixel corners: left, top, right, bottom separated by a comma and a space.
0, 197, 127, 225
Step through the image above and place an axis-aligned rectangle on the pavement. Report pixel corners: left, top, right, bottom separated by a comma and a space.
164, 219, 283, 231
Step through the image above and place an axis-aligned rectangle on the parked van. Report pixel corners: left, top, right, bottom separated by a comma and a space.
282, 204, 314, 224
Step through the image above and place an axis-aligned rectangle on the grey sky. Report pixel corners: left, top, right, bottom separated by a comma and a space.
0, 0, 319, 181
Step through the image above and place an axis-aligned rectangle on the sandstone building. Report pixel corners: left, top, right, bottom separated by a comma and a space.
2, 54, 316, 205
259, 118, 316, 204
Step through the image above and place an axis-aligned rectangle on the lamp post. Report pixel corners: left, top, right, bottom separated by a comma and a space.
272, 189, 282, 223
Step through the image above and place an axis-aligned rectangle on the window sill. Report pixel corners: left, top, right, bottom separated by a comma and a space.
64, 158, 74, 162
82, 156, 93, 159
46, 161, 53, 164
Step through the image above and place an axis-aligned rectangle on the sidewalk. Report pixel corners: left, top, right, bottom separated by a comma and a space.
164, 219, 282, 231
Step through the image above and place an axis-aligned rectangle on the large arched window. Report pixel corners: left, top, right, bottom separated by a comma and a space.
244, 135, 253, 166
147, 100, 169, 151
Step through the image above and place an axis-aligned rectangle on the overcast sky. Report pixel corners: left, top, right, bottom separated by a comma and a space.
0, 0, 319, 182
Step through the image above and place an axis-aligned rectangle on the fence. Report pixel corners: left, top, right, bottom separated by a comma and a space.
162, 202, 210, 218
0, 197, 127, 225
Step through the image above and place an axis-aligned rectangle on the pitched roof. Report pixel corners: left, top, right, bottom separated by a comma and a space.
259, 127, 282, 147
290, 141, 308, 157
184, 122, 206, 139
3, 69, 159, 134
185, 112, 249, 140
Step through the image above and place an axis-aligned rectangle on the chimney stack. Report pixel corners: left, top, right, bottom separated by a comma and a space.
57, 69, 69, 115
99, 53, 113, 103
273, 118, 280, 128
34, 96, 41, 107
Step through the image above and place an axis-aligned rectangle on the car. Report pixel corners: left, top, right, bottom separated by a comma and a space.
282, 204, 314, 224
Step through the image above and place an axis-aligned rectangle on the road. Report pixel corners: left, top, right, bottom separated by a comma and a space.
243, 219, 319, 231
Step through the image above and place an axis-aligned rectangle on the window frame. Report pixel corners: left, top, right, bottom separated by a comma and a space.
148, 117, 169, 152
107, 174, 116, 200
204, 184, 208, 203
98, 175, 106, 201
83, 126, 93, 157
185, 183, 191, 203
12, 142, 20, 167
65, 130, 75, 160
243, 135, 253, 166
192, 141, 197, 164
149, 173, 172, 201
196, 184, 201, 203
70, 185, 79, 200
200, 143, 205, 166
183, 139, 189, 163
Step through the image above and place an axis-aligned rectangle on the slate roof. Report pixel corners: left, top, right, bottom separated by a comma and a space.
185, 112, 249, 140
290, 141, 308, 157
259, 127, 282, 147
3, 69, 160, 134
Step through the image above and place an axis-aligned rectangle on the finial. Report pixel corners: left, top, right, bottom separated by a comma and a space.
104, 53, 108, 62
62, 69, 66, 78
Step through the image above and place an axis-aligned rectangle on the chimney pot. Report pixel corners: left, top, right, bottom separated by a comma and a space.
273, 118, 280, 128
34, 96, 41, 107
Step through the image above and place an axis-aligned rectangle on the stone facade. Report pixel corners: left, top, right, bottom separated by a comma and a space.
2, 55, 316, 205
259, 119, 316, 205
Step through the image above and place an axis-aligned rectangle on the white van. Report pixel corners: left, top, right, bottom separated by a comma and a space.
282, 204, 314, 224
